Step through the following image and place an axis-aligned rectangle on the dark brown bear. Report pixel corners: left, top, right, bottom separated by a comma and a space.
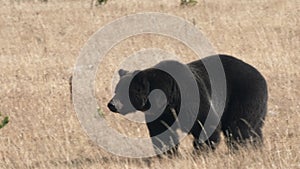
108, 54, 268, 155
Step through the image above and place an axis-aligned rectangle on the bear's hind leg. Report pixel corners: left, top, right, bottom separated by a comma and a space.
221, 88, 267, 150
223, 118, 264, 150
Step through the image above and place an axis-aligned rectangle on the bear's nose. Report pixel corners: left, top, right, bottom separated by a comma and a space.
107, 101, 118, 112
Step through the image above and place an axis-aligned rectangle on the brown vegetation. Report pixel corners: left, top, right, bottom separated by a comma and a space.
0, 0, 299, 168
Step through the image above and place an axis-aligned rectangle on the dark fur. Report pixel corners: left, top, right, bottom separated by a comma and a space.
108, 54, 268, 155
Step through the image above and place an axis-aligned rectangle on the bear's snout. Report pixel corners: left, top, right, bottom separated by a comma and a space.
107, 100, 118, 113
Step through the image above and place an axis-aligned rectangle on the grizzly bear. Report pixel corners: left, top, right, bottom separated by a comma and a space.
107, 54, 268, 155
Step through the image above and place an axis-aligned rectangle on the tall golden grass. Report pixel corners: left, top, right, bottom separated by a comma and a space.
0, 0, 299, 168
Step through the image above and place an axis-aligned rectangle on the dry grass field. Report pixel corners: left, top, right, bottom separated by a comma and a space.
0, 0, 299, 168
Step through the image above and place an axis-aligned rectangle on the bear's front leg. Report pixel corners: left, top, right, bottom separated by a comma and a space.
190, 121, 221, 152
146, 114, 180, 157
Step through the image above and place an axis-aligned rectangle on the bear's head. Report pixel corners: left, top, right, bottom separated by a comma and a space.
107, 69, 152, 114
107, 60, 187, 116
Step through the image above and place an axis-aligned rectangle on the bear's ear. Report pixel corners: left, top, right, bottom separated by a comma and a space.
118, 69, 129, 77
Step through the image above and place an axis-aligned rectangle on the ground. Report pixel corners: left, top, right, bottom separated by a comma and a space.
0, 0, 299, 168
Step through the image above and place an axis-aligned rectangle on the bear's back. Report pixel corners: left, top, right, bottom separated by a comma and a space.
188, 54, 267, 95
